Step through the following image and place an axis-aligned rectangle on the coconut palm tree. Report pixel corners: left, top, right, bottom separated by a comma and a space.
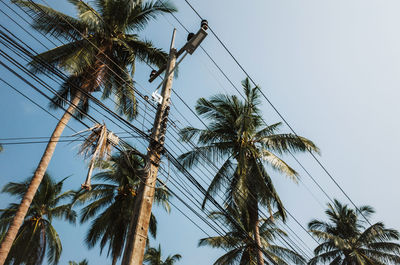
0, 173, 76, 265
179, 78, 319, 265
199, 205, 305, 265
73, 148, 171, 265
68, 259, 88, 265
308, 199, 400, 265
0, 1, 176, 263
144, 245, 181, 265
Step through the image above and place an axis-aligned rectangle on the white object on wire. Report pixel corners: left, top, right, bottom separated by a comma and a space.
152, 90, 163, 104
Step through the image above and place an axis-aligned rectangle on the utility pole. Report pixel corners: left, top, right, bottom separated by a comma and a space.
121, 29, 177, 265
121, 23, 208, 265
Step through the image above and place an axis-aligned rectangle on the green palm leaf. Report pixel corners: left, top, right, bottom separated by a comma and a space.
199, 206, 306, 265
0, 173, 75, 265
75, 149, 171, 264
144, 244, 181, 265
308, 200, 400, 264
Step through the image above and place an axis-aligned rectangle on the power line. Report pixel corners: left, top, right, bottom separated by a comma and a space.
0, 78, 81, 136
0, 0, 159, 126
137, 18, 318, 256
0, 25, 150, 143
128, 13, 318, 258
145, 16, 318, 251
181, 0, 371, 225
0, 0, 314, 258
158, 3, 333, 233
0, 28, 148, 158
157, 0, 333, 217
1, 64, 245, 263
161, 0, 333, 217
0, 10, 262, 265
1, 67, 236, 261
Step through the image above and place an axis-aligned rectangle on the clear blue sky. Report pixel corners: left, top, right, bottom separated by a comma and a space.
1, 0, 400, 264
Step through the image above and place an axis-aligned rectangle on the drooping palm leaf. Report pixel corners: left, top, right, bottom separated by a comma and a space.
76, 123, 118, 190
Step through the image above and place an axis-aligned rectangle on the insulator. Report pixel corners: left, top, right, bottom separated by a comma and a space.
187, 32, 195, 41
201, 19, 208, 30
150, 70, 157, 79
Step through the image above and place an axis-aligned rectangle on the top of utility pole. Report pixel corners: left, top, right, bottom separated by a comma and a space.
149, 21, 208, 83
170, 28, 176, 50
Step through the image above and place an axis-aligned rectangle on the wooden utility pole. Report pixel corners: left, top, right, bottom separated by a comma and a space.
121, 29, 177, 265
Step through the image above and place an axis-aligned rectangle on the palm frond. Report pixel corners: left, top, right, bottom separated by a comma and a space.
13, 0, 88, 40
267, 245, 306, 265
260, 149, 298, 181
68, 0, 104, 31
178, 143, 231, 169
309, 200, 400, 264
259, 134, 320, 155
126, 0, 177, 31
122, 37, 168, 69
45, 221, 62, 265
202, 157, 233, 209
1, 173, 70, 265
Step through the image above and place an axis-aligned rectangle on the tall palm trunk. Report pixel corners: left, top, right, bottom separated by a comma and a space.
120, 207, 137, 265
112, 254, 118, 265
0, 92, 81, 265
249, 198, 265, 265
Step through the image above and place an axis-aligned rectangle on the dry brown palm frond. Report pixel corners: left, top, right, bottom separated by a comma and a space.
76, 123, 119, 190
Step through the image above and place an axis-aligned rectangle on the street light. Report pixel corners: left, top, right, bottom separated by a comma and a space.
183, 27, 208, 55
148, 20, 208, 83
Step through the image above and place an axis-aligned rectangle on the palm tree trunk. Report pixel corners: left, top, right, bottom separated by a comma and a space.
249, 199, 265, 265
0, 92, 81, 265
112, 255, 118, 265
120, 211, 136, 265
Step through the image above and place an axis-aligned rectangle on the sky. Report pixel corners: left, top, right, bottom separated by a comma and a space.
1, 0, 400, 264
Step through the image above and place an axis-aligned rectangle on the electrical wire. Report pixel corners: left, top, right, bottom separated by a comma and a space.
154, 0, 333, 238
0, 10, 256, 263
180, 0, 371, 225
1, 1, 318, 258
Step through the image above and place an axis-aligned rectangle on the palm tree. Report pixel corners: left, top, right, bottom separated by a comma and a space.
0, 173, 76, 265
68, 259, 88, 265
0, 1, 176, 263
199, 205, 305, 265
144, 245, 181, 265
179, 78, 319, 265
73, 148, 171, 265
308, 199, 400, 265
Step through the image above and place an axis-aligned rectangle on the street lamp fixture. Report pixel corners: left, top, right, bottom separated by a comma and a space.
183, 27, 207, 55
148, 20, 208, 83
